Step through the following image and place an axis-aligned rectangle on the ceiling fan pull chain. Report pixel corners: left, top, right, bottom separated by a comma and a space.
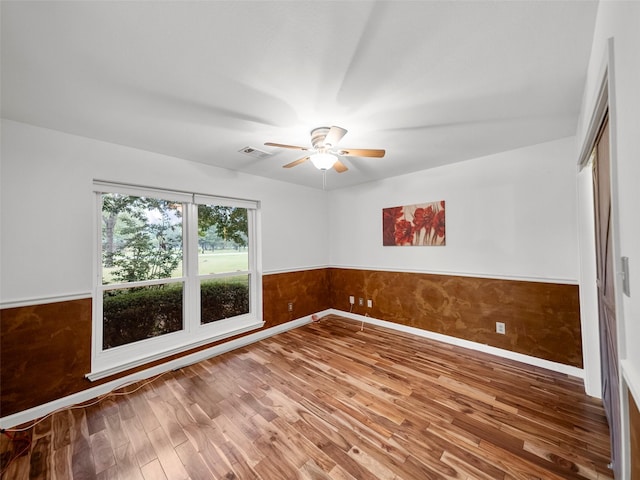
322, 170, 327, 190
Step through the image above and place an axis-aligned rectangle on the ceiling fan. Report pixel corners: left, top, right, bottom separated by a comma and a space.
264, 126, 385, 173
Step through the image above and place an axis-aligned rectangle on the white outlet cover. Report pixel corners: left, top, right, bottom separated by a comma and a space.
367, 299, 373, 308
496, 322, 506, 334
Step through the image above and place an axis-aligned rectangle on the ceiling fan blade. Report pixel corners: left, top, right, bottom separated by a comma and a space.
323, 126, 348, 147
282, 156, 310, 168
265, 142, 310, 151
333, 159, 348, 173
338, 148, 385, 158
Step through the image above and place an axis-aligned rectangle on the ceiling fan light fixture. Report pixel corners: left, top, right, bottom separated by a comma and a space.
265, 125, 381, 174
310, 152, 337, 170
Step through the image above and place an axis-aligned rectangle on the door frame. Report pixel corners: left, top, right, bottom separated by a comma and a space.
576, 37, 630, 479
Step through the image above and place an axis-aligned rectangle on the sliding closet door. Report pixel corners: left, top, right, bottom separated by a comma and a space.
592, 115, 621, 477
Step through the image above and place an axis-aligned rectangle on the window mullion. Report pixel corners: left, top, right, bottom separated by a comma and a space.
185, 202, 200, 333
101, 277, 184, 291
198, 270, 250, 280
94, 193, 105, 362
248, 208, 258, 316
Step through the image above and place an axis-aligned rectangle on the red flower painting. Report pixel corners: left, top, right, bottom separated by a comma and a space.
382, 201, 445, 246
382, 206, 403, 246
394, 219, 414, 245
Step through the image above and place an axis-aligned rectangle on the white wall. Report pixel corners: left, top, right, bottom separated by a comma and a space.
328, 137, 580, 284
0, 119, 329, 304
575, 2, 640, 476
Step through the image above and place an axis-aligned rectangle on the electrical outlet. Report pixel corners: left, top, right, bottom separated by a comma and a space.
367, 299, 372, 308
496, 322, 506, 334
287, 302, 293, 312
358, 297, 364, 307
349, 295, 355, 305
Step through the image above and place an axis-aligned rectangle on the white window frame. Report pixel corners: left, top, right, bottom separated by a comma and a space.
89, 181, 263, 380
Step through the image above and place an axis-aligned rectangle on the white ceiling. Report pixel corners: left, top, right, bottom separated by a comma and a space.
1, 1, 598, 190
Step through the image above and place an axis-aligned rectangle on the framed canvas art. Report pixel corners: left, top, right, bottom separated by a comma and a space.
383, 201, 445, 246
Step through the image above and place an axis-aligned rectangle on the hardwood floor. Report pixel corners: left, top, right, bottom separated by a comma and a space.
0, 315, 613, 479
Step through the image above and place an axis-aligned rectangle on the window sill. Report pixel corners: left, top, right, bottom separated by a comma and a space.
86, 320, 264, 382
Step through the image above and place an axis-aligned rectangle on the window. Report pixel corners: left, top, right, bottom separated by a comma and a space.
91, 182, 261, 379
197, 203, 250, 325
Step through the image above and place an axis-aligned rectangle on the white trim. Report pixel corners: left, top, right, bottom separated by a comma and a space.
87, 320, 265, 381
262, 265, 329, 275
605, 38, 627, 359
573, 37, 613, 401
93, 191, 102, 365
0, 266, 575, 309
262, 264, 578, 285
193, 193, 258, 210
100, 277, 185, 291
577, 63, 609, 169
93, 180, 192, 203
328, 265, 578, 285
576, 163, 602, 398
330, 309, 585, 379
0, 313, 324, 430
254, 208, 264, 323
0, 292, 92, 309
93, 179, 260, 209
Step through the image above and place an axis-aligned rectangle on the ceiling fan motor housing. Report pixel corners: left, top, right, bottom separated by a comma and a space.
310, 127, 331, 149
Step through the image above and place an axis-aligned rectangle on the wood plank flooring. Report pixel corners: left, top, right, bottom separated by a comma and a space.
0, 315, 613, 479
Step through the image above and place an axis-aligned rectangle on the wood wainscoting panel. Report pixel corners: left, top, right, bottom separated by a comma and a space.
0, 299, 93, 417
262, 268, 330, 328
329, 268, 583, 367
1, 269, 331, 418
631, 390, 640, 479
1, 268, 581, 419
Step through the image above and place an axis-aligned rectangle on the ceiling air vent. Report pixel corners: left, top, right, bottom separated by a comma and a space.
238, 146, 272, 159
